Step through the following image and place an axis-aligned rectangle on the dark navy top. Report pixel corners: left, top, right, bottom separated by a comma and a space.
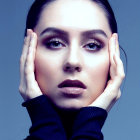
22, 95, 107, 140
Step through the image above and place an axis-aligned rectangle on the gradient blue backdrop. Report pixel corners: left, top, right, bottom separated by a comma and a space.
0, 0, 140, 139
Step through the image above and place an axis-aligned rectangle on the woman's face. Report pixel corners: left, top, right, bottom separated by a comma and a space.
34, 0, 112, 109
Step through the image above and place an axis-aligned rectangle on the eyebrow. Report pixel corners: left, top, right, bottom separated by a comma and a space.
40, 27, 108, 38
82, 29, 108, 38
40, 27, 68, 36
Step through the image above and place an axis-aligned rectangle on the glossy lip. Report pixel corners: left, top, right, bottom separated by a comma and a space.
58, 79, 87, 96
58, 79, 87, 89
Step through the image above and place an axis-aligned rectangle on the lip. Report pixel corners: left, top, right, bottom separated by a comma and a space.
58, 79, 87, 89
58, 79, 87, 96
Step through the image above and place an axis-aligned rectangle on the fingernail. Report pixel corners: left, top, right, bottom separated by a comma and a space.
115, 33, 118, 41
27, 29, 32, 37
112, 33, 116, 42
111, 34, 115, 49
115, 34, 119, 50
27, 29, 30, 36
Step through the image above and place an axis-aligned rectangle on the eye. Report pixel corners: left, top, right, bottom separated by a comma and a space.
44, 39, 65, 49
84, 40, 103, 51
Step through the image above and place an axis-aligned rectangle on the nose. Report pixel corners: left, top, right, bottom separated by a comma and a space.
63, 47, 82, 73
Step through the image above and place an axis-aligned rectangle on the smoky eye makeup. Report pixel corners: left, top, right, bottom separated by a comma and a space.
41, 35, 68, 50
81, 36, 106, 52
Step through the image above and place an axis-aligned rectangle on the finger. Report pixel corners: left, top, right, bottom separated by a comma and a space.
20, 29, 32, 80
114, 33, 120, 57
109, 34, 116, 64
109, 34, 116, 78
106, 55, 124, 89
22, 29, 32, 55
106, 53, 125, 92
113, 52, 125, 89
25, 32, 38, 88
20, 29, 32, 66
116, 89, 121, 100
90, 36, 124, 112
101, 52, 124, 102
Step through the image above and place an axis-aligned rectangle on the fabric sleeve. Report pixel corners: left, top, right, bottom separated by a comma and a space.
22, 95, 107, 140
70, 107, 107, 140
22, 95, 67, 140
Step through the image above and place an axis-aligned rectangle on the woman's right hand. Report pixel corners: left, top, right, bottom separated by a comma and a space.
19, 29, 42, 101
89, 34, 125, 112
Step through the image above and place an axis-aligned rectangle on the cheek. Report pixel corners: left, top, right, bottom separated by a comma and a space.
34, 49, 61, 93
84, 52, 110, 100
90, 55, 109, 78
85, 52, 109, 76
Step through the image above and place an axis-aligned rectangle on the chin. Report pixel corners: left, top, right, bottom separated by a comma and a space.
54, 100, 88, 110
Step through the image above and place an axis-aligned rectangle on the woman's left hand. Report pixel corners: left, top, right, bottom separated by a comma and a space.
89, 33, 125, 112
19, 30, 42, 101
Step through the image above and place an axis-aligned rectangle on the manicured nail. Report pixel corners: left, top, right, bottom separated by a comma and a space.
27, 29, 30, 36
115, 33, 118, 42
112, 33, 116, 42
27, 29, 33, 37
111, 34, 116, 48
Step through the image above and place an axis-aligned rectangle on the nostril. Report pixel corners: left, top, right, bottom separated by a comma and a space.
66, 66, 71, 70
75, 67, 81, 72
65, 66, 74, 72
63, 65, 71, 72
63, 63, 82, 72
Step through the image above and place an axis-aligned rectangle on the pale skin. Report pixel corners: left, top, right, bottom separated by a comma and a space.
19, 0, 125, 112
19, 30, 124, 112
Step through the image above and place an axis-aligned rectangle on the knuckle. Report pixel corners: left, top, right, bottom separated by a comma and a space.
26, 55, 32, 65
20, 56, 25, 64
19, 86, 24, 94
122, 72, 125, 78
24, 38, 27, 45
25, 89, 30, 95
120, 72, 125, 80
26, 88, 34, 96
117, 94, 121, 100
107, 88, 118, 100
109, 93, 117, 100
117, 70, 125, 80
24, 66, 32, 75
24, 36, 29, 46
116, 91, 121, 100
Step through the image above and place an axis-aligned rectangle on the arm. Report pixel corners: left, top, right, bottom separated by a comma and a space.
89, 33, 125, 112
23, 95, 67, 140
70, 107, 107, 140
23, 96, 107, 140
19, 29, 67, 140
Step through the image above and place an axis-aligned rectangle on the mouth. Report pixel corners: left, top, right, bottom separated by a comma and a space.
58, 79, 87, 89
58, 79, 87, 96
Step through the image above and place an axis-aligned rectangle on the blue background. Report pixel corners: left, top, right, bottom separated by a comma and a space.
0, 0, 140, 139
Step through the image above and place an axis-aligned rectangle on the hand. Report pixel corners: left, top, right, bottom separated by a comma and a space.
19, 29, 42, 101
89, 33, 125, 112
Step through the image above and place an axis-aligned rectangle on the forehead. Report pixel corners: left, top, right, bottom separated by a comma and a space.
35, 0, 111, 36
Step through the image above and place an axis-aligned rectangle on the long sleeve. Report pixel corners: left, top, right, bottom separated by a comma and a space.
22, 95, 107, 140
70, 107, 107, 140
22, 95, 67, 140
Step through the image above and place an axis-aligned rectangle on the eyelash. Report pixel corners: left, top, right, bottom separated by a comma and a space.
43, 38, 104, 51
83, 40, 103, 52
44, 38, 65, 50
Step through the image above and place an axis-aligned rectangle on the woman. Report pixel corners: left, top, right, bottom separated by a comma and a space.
19, 0, 125, 139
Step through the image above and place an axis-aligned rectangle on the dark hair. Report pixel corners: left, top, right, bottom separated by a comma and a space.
91, 0, 117, 33
25, 0, 117, 36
